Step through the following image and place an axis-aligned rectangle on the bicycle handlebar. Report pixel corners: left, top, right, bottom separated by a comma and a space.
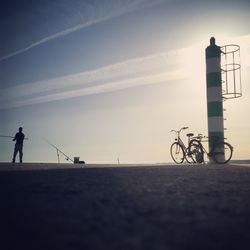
170, 127, 189, 134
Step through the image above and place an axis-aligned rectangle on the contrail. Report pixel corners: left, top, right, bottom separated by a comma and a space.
0, 46, 190, 110
0, 49, 187, 110
0, 0, 167, 62
0, 48, 184, 100
0, 19, 104, 62
0, 47, 187, 109
0, 70, 187, 110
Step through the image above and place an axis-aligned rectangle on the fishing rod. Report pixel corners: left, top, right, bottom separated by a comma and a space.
45, 139, 74, 163
0, 135, 29, 140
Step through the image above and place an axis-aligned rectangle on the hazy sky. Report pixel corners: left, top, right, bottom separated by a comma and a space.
0, 0, 250, 163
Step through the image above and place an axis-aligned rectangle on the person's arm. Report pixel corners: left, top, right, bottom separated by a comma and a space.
13, 133, 17, 141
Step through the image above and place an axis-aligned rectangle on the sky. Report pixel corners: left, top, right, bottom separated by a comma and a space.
0, 0, 250, 163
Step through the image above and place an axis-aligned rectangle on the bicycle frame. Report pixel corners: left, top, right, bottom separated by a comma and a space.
173, 132, 187, 150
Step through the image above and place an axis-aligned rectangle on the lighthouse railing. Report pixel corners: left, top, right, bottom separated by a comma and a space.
220, 44, 242, 100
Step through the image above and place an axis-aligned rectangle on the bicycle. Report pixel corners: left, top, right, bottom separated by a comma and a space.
170, 127, 201, 164
189, 135, 233, 164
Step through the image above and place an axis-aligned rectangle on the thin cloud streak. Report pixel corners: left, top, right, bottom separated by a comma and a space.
0, 48, 184, 100
0, 70, 186, 110
0, 47, 187, 110
0, 0, 167, 62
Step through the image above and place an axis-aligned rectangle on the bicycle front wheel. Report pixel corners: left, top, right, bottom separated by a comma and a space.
170, 142, 185, 164
212, 142, 233, 164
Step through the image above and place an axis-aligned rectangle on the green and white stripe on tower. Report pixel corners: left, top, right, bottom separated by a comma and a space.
205, 37, 224, 154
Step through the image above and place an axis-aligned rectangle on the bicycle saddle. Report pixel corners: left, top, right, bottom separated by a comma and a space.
186, 133, 194, 137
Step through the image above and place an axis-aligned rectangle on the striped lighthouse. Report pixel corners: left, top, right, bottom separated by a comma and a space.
205, 37, 224, 161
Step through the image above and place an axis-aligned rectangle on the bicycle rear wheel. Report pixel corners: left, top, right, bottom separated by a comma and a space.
170, 142, 185, 164
185, 148, 195, 164
212, 142, 233, 164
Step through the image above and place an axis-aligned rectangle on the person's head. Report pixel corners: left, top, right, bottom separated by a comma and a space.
19, 127, 23, 132
210, 37, 216, 45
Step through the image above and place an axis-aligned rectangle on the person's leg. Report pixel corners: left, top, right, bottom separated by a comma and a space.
12, 145, 18, 163
19, 145, 23, 163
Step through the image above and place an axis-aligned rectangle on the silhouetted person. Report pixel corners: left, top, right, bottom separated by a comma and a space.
12, 127, 25, 163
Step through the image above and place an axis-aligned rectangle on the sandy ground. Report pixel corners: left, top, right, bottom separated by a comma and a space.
1, 163, 250, 250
